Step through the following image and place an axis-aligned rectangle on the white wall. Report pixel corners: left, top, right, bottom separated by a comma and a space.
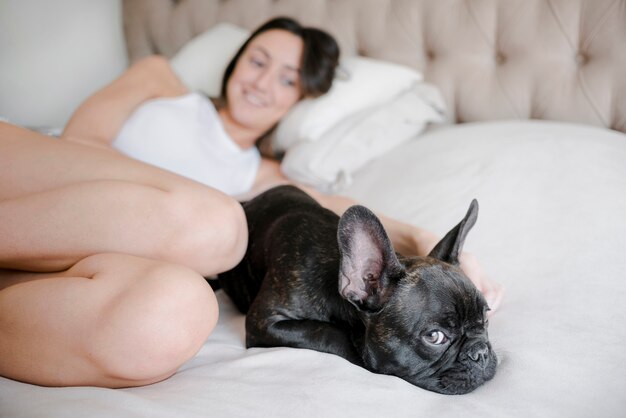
0, 0, 128, 129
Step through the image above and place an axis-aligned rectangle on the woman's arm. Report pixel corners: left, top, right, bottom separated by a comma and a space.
248, 158, 504, 313
248, 159, 437, 254
61, 55, 188, 148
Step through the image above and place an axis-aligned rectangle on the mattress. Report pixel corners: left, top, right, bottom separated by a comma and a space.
2, 120, 625, 417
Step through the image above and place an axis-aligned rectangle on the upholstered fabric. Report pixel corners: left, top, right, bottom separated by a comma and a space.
122, 0, 626, 132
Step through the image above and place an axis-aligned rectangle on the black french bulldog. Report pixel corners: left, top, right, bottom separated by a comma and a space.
217, 185, 497, 394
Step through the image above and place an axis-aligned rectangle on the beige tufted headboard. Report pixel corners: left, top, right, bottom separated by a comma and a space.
123, 0, 626, 133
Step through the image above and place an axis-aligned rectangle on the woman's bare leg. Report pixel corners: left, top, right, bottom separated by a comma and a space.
0, 122, 245, 387
0, 253, 218, 388
0, 122, 247, 275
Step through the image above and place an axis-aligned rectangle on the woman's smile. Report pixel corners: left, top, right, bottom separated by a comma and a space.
243, 89, 269, 107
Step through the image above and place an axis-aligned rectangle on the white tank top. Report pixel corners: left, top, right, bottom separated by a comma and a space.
113, 92, 261, 196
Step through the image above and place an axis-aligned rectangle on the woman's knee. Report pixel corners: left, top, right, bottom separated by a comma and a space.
158, 190, 248, 276
89, 260, 219, 385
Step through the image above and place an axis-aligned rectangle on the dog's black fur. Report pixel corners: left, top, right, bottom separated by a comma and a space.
218, 185, 496, 394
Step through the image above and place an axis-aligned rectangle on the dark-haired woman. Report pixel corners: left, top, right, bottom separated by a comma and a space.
0, 17, 502, 389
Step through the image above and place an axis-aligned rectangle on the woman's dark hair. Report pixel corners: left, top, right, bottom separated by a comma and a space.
220, 17, 340, 100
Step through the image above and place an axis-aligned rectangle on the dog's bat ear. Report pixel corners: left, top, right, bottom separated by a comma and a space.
337, 205, 404, 312
428, 199, 479, 265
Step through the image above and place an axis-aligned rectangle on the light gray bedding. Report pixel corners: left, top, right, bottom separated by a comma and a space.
2, 120, 625, 417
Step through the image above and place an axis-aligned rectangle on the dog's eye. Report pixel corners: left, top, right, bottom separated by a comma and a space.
423, 330, 449, 345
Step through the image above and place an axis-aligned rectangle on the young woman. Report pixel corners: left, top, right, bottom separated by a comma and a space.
0, 18, 502, 389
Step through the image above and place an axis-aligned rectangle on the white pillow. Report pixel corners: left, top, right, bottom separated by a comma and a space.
280, 82, 447, 192
273, 56, 425, 151
170, 23, 250, 97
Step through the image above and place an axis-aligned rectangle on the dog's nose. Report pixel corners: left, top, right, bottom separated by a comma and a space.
468, 342, 489, 367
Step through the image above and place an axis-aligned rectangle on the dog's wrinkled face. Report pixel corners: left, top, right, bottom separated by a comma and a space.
337, 201, 497, 394
359, 261, 497, 394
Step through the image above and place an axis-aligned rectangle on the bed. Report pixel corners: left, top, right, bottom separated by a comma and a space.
2, 0, 626, 417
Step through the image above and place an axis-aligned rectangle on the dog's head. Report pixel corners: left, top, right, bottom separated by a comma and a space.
337, 200, 496, 394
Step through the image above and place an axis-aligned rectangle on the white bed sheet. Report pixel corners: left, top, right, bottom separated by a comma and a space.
1, 120, 625, 417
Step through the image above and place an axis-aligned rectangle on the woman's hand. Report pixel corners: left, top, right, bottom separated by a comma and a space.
458, 252, 504, 316
412, 230, 504, 316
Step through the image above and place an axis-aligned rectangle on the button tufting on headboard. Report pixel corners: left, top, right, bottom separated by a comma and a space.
575, 52, 588, 66
122, 0, 626, 133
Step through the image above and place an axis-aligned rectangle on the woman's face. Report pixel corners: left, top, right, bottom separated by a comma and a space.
225, 29, 303, 135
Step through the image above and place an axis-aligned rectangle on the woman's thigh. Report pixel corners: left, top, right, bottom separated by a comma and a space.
0, 122, 247, 275
0, 253, 218, 388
